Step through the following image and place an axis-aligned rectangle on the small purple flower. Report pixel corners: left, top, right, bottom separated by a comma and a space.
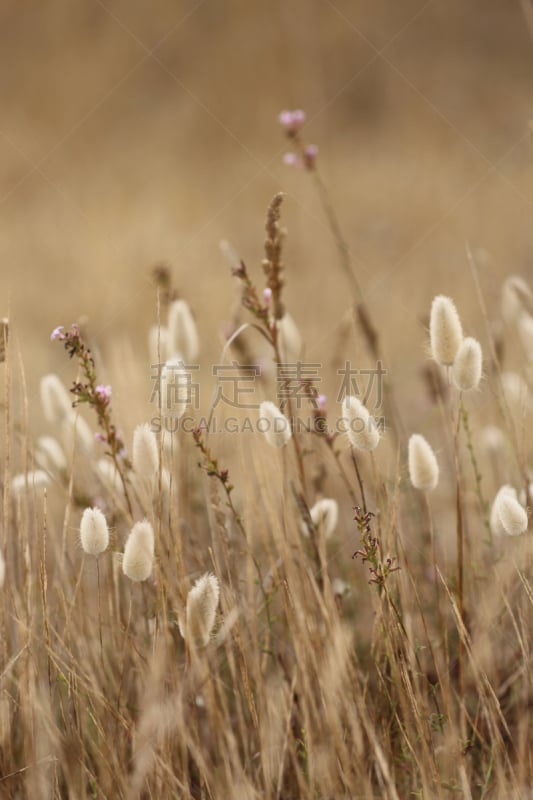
94, 432, 106, 443
304, 144, 318, 169
278, 109, 306, 134
318, 394, 327, 411
283, 152, 303, 168
95, 384, 112, 402
50, 326, 65, 341
263, 287, 272, 307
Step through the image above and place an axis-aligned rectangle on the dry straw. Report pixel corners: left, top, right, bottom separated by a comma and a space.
80, 507, 109, 556
452, 336, 482, 392
167, 299, 199, 362
408, 434, 439, 491
429, 295, 463, 366
342, 395, 380, 451
148, 324, 169, 364
179, 573, 220, 648
259, 401, 292, 448
132, 423, 159, 480
0, 318, 8, 363
122, 520, 154, 582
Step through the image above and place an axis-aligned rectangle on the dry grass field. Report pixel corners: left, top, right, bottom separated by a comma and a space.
1, 1, 533, 797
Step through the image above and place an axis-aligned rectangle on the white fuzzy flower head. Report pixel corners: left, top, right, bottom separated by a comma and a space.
60, 413, 94, 455
452, 337, 482, 392
501, 275, 533, 325
331, 578, 350, 598
97, 458, 124, 495
259, 401, 292, 448
167, 300, 199, 363
80, 507, 109, 556
490, 486, 515, 537
501, 372, 531, 417
276, 313, 302, 363
160, 358, 189, 419
342, 396, 380, 452
122, 520, 154, 582
490, 486, 528, 537
11, 470, 50, 495
408, 434, 439, 491
40, 374, 74, 425
179, 573, 220, 648
148, 324, 169, 365
219, 238, 242, 272
429, 295, 463, 366
518, 313, 533, 361
478, 425, 506, 455
36, 436, 67, 473
309, 498, 339, 540
132, 423, 159, 480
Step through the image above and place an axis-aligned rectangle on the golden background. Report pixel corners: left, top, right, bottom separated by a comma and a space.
2, 0, 533, 422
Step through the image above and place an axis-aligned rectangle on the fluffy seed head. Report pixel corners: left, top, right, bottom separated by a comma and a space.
259, 401, 292, 448
36, 436, 67, 472
179, 573, 220, 648
97, 458, 124, 495
219, 238, 242, 272
342, 395, 380, 451
501, 372, 531, 416
132, 423, 159, 480
122, 520, 154, 582
452, 337, 482, 391
518, 313, 533, 361
497, 491, 528, 536
167, 300, 199, 362
331, 578, 349, 598
478, 425, 506, 455
276, 313, 302, 363
309, 498, 338, 540
60, 413, 94, 455
160, 358, 189, 419
408, 434, 439, 491
429, 295, 463, 366
490, 486, 527, 536
11, 470, 50, 495
80, 507, 109, 556
501, 275, 533, 325
40, 374, 74, 425
490, 486, 516, 537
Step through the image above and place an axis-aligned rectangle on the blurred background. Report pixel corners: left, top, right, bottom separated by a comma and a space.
2, 0, 533, 431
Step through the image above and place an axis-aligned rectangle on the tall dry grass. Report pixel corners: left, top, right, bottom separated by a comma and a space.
2, 5, 533, 796
0, 183, 532, 798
